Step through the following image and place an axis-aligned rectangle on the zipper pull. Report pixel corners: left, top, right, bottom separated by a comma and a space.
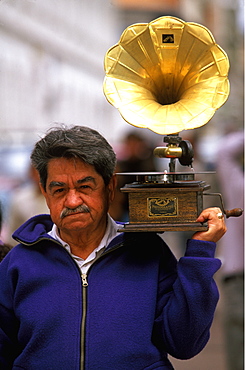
81, 273, 88, 287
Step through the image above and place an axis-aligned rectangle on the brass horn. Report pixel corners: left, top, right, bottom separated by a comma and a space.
103, 16, 230, 135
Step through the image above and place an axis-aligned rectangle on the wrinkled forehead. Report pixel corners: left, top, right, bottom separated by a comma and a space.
46, 157, 100, 183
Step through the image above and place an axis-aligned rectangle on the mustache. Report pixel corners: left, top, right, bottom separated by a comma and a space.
60, 204, 90, 219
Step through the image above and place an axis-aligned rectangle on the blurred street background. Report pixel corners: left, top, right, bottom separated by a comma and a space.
0, 1, 243, 369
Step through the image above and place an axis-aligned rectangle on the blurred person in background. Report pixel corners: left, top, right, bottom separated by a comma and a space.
6, 163, 49, 245
110, 130, 157, 221
0, 202, 11, 261
216, 130, 244, 370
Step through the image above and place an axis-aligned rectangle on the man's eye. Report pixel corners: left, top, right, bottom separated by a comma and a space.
79, 186, 90, 191
78, 185, 93, 192
53, 188, 64, 194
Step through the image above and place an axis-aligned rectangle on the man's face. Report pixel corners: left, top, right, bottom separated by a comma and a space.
40, 157, 116, 237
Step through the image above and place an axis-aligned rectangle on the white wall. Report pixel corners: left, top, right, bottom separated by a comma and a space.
0, 0, 129, 148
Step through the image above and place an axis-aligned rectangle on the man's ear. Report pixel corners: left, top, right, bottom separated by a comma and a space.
108, 174, 117, 203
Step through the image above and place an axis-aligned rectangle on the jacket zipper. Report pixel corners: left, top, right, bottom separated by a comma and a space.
79, 243, 124, 370
81, 273, 88, 370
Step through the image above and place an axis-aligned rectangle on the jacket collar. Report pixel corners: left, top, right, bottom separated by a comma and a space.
12, 214, 127, 249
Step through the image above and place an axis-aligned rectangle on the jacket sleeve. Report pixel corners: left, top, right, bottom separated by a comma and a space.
153, 238, 221, 360
0, 252, 19, 369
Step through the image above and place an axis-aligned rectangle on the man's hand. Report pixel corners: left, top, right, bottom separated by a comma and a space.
192, 207, 227, 243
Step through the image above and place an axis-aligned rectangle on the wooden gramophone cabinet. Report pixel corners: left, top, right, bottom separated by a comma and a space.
119, 172, 209, 232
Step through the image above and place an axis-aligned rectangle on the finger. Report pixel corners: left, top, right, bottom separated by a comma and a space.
193, 207, 227, 242
196, 207, 224, 223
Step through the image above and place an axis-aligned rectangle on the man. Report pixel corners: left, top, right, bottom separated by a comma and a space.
0, 125, 226, 370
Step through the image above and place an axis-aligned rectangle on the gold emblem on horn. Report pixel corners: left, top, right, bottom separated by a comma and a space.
103, 16, 230, 135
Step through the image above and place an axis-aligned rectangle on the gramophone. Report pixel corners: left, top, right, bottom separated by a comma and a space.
103, 16, 243, 232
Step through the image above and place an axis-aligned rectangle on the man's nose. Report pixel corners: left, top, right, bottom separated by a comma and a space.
64, 189, 83, 208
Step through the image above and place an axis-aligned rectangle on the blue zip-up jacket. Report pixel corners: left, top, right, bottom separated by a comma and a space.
0, 214, 221, 369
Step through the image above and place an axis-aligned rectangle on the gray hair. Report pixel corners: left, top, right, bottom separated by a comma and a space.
31, 125, 117, 190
